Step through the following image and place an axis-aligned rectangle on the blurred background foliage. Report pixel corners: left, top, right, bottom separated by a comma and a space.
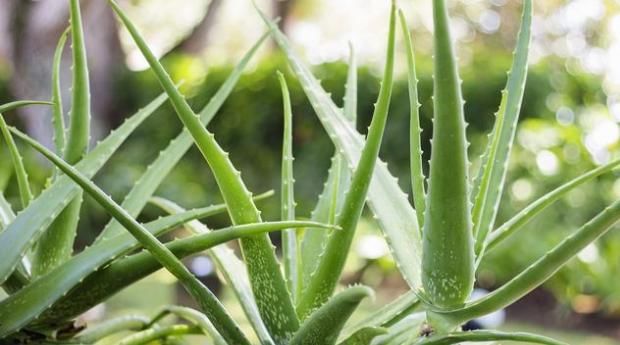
1, 0, 619, 340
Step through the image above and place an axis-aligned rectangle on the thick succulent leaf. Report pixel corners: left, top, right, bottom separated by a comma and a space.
95, 30, 269, 243
0, 101, 52, 207
300, 46, 358, 291
472, 0, 532, 259
64, 0, 91, 164
436, 198, 620, 325
51, 28, 69, 156
338, 327, 388, 345
109, 2, 299, 342
12, 128, 250, 344
278, 72, 299, 300
0, 193, 30, 294
151, 306, 227, 345
411, 330, 567, 345
297, 2, 396, 318
0, 92, 167, 285
301, 154, 348, 291
484, 159, 620, 257
150, 197, 275, 345
422, 0, 474, 308
118, 324, 201, 345
76, 315, 150, 344
0, 198, 228, 334
35, 220, 334, 330
340, 291, 418, 341
399, 10, 426, 230
291, 286, 373, 345
256, 2, 422, 291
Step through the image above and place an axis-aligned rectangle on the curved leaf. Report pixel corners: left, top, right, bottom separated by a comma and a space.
8, 128, 250, 344
291, 286, 373, 345
0, 91, 167, 285
108, 3, 298, 340
412, 330, 567, 345
76, 315, 150, 344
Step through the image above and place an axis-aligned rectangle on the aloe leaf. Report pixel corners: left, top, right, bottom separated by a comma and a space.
0, 101, 52, 207
340, 291, 418, 341
399, 10, 426, 230
51, 28, 69, 156
291, 286, 373, 345
0, 198, 230, 334
422, 0, 474, 309
256, 2, 422, 291
338, 327, 388, 345
412, 330, 568, 345
95, 30, 269, 243
436, 199, 620, 325
64, 0, 91, 164
76, 315, 150, 344
0, 91, 167, 285
11, 128, 250, 344
472, 0, 532, 259
148, 197, 275, 345
108, 2, 299, 341
343, 43, 357, 123
150, 306, 226, 345
0, 193, 30, 294
300, 154, 348, 292
35, 220, 334, 329
300, 44, 358, 291
484, 159, 620, 257
118, 324, 202, 345
278, 71, 299, 301
296, 2, 396, 319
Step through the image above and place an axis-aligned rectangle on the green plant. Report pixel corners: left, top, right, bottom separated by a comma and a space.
0, 1, 618, 345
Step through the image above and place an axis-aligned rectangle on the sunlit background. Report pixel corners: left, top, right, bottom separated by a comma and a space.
1, 0, 620, 343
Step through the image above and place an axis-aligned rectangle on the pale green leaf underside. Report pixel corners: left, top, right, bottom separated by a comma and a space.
412, 330, 568, 345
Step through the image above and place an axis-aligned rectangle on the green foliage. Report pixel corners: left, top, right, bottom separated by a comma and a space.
0, 0, 618, 344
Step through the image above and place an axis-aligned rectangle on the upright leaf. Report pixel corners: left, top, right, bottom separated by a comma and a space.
65, 0, 91, 163
10, 129, 250, 345
0, 92, 167, 285
296, 1, 396, 319
290, 286, 373, 345
33, 0, 93, 276
300, 45, 357, 292
108, 2, 299, 341
255, 2, 423, 292
51, 28, 69, 156
399, 10, 426, 229
278, 72, 299, 300
471, 0, 532, 259
422, 0, 474, 308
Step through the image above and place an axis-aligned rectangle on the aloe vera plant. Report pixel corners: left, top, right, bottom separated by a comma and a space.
1, 0, 619, 344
